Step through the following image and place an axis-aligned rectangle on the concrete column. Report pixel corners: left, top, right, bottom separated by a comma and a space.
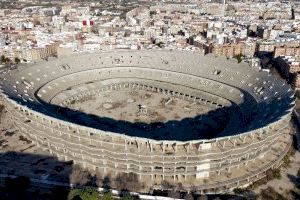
173, 144, 177, 153
198, 143, 202, 151
162, 143, 165, 153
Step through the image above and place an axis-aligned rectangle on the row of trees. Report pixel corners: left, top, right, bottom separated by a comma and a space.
3, 175, 135, 200
68, 188, 136, 200
0, 55, 21, 64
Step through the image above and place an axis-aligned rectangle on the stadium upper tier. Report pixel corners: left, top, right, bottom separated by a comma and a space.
0, 50, 295, 142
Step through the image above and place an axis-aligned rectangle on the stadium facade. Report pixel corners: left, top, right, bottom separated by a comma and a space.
0, 50, 295, 193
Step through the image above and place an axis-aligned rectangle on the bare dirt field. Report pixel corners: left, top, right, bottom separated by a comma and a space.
64, 89, 229, 140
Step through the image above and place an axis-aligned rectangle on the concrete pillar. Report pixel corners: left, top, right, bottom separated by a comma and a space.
222, 140, 226, 148
173, 144, 177, 153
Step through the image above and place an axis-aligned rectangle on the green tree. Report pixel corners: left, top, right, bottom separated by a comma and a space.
273, 169, 282, 180
0, 55, 5, 64
14, 57, 20, 64
121, 194, 134, 200
68, 187, 99, 200
234, 54, 243, 63
4, 57, 10, 64
101, 191, 113, 200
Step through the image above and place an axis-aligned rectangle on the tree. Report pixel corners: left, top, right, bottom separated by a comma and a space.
70, 165, 91, 186
0, 55, 5, 64
121, 194, 134, 200
234, 54, 243, 63
101, 191, 113, 200
115, 173, 140, 191
14, 57, 20, 64
260, 186, 287, 200
68, 187, 99, 200
102, 176, 111, 190
156, 42, 164, 48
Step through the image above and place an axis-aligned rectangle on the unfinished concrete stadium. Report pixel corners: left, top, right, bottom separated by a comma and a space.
0, 50, 296, 193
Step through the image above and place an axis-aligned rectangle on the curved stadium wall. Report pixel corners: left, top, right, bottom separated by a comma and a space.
0, 50, 295, 193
